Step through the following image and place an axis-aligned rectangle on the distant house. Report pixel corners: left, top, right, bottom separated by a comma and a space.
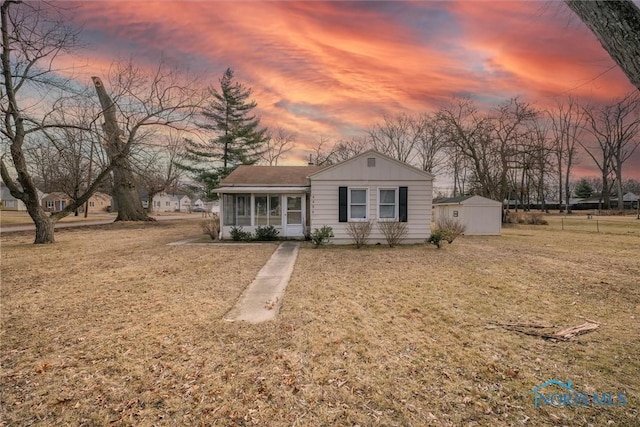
0, 181, 27, 211
215, 150, 434, 243
574, 192, 639, 210
42, 192, 111, 213
150, 192, 191, 212
433, 195, 502, 235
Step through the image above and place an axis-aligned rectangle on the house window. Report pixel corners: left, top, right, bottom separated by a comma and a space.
46, 201, 54, 209
254, 195, 281, 226
166, 201, 170, 207
378, 188, 398, 220
89, 201, 95, 207
367, 158, 376, 167
223, 194, 235, 226
453, 210, 458, 218
223, 194, 253, 226
349, 188, 368, 220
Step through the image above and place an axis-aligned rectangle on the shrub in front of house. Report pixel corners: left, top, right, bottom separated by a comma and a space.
230, 226, 253, 241
201, 213, 220, 240
346, 221, 372, 248
427, 229, 447, 249
436, 217, 466, 244
254, 225, 279, 241
310, 225, 334, 247
377, 221, 408, 247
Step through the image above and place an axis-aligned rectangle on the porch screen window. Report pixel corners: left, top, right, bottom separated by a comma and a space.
254, 195, 281, 225
222, 194, 235, 226
235, 195, 251, 226
349, 189, 368, 220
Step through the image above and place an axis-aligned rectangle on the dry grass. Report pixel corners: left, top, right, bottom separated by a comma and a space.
1, 218, 638, 426
0, 211, 117, 227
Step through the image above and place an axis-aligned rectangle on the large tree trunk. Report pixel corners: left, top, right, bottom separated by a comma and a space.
32, 208, 56, 244
92, 76, 151, 222
565, 1, 640, 91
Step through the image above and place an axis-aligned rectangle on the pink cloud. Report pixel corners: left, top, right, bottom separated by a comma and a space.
56, 1, 638, 177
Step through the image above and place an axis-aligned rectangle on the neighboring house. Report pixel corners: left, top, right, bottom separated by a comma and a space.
433, 195, 502, 235
215, 150, 434, 243
42, 192, 111, 213
573, 192, 639, 210
150, 193, 191, 212
192, 198, 205, 209
0, 181, 27, 211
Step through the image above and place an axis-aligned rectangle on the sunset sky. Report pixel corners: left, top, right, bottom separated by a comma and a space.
62, 1, 639, 181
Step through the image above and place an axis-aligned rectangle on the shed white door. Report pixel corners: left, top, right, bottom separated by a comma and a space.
284, 195, 304, 237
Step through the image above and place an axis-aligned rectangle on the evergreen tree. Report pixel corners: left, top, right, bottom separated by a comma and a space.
574, 178, 594, 198
180, 68, 267, 198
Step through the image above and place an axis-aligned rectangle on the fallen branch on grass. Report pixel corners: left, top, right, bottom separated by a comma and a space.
490, 321, 599, 341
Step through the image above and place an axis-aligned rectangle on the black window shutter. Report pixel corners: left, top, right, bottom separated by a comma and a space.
399, 187, 408, 222
339, 187, 348, 222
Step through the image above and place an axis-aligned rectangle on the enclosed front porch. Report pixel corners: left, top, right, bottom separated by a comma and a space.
218, 189, 309, 239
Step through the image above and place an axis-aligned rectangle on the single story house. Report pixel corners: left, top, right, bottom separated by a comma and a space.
149, 193, 191, 212
1, 181, 27, 211
433, 195, 502, 235
42, 192, 111, 213
215, 150, 434, 243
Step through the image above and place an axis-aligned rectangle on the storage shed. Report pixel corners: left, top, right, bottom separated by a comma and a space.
433, 195, 502, 235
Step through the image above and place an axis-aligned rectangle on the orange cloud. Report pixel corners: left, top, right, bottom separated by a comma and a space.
56, 1, 638, 177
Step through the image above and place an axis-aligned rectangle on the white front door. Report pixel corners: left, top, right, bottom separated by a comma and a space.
284, 194, 304, 237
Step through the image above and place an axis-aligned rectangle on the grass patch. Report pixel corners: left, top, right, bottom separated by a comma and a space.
1, 219, 638, 425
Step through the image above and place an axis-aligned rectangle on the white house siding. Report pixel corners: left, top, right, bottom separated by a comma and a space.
309, 151, 434, 244
310, 181, 432, 243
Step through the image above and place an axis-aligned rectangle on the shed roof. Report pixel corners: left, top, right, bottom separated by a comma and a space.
220, 165, 324, 187
433, 196, 473, 204
433, 195, 502, 206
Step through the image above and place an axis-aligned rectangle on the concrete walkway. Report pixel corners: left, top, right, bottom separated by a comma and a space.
224, 241, 300, 324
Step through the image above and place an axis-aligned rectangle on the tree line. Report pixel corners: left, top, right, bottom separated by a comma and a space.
314, 94, 640, 215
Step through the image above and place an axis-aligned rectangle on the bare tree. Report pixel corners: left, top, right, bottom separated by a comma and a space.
310, 135, 337, 166
1, 1, 112, 243
437, 98, 501, 200
549, 97, 585, 213
92, 60, 202, 221
260, 126, 295, 166
582, 92, 640, 210
491, 97, 537, 210
414, 112, 448, 175
134, 132, 186, 212
332, 136, 369, 163
367, 113, 418, 163
527, 117, 556, 212
565, 0, 640, 91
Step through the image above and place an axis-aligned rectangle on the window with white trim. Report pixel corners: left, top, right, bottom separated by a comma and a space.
46, 201, 54, 209
349, 188, 368, 220
378, 188, 398, 220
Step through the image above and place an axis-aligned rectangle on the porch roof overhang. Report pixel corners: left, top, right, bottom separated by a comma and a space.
216, 186, 310, 194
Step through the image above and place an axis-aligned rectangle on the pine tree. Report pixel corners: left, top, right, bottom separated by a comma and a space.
181, 68, 267, 198
574, 178, 594, 198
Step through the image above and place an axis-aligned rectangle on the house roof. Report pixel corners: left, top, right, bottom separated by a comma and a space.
220, 165, 325, 187
308, 149, 434, 180
433, 195, 474, 204
434, 195, 502, 206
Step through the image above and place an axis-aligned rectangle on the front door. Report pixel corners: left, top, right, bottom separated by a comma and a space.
284, 195, 304, 237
